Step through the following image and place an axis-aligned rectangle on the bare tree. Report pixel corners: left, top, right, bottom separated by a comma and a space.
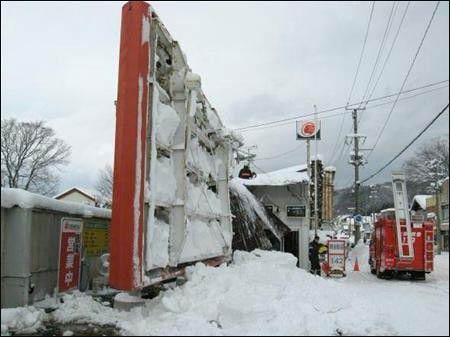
403, 136, 449, 196
95, 164, 113, 205
1, 118, 71, 196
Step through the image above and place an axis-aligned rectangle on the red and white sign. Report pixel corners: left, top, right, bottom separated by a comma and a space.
296, 120, 321, 140
327, 239, 346, 276
58, 218, 83, 293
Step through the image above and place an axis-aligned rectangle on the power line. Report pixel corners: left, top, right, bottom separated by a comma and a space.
255, 144, 303, 161
359, 1, 397, 109
234, 79, 448, 132
347, 1, 376, 106
252, 84, 448, 163
365, 1, 411, 106
310, 2, 375, 165
367, 1, 441, 159
342, 1, 397, 163
361, 103, 449, 184
237, 83, 448, 134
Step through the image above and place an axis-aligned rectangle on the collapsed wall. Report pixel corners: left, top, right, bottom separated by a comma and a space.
229, 179, 284, 252
110, 1, 241, 290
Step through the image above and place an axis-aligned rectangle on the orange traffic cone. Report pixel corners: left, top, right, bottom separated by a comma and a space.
354, 257, 360, 272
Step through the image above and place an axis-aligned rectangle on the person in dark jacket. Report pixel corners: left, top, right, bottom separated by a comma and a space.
309, 235, 325, 276
238, 164, 257, 179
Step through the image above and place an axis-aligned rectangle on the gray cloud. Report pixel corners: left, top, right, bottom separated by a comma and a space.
2, 1, 449, 192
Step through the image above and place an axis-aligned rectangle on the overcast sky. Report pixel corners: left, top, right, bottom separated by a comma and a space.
2, 1, 449, 193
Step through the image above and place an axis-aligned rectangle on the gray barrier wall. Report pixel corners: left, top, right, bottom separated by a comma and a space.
1, 190, 111, 308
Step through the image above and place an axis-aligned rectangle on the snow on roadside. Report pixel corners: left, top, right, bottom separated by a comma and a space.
1, 306, 45, 335
1, 250, 448, 336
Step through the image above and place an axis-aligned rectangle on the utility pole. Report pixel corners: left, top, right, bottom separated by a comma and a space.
314, 105, 319, 235
345, 107, 367, 244
433, 174, 442, 255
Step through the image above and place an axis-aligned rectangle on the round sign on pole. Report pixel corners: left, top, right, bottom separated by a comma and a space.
354, 215, 363, 223
296, 120, 321, 140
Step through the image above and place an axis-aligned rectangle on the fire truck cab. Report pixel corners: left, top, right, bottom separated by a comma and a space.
369, 173, 435, 280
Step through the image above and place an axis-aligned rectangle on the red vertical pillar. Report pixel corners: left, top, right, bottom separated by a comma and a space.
110, 1, 151, 290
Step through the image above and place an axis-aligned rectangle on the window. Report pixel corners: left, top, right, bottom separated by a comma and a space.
442, 204, 449, 221
287, 205, 306, 218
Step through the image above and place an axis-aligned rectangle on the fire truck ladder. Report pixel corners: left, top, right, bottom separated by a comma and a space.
391, 172, 414, 259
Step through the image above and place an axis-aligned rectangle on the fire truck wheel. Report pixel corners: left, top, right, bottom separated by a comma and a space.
412, 271, 426, 280
384, 271, 394, 280
376, 269, 384, 279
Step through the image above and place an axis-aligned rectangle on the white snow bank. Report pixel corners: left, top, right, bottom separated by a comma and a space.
179, 218, 226, 263
154, 156, 177, 205
52, 292, 124, 326
114, 292, 144, 303
233, 249, 297, 268
241, 164, 309, 186
3, 251, 448, 336
230, 178, 280, 240
1, 306, 45, 335
1, 188, 111, 219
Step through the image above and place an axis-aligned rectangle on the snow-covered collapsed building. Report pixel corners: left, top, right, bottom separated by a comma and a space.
229, 179, 291, 252
237, 165, 310, 267
110, 1, 242, 290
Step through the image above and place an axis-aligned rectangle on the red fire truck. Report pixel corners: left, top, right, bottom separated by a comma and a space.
369, 173, 434, 280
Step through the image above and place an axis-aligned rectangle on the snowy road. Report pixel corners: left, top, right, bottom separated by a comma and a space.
2, 246, 449, 336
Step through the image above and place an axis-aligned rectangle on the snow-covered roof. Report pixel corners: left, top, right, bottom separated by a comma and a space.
410, 195, 432, 211
240, 164, 309, 186
1, 188, 111, 219
324, 166, 336, 172
54, 187, 97, 201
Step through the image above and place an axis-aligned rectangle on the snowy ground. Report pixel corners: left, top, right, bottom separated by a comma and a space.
2, 246, 449, 336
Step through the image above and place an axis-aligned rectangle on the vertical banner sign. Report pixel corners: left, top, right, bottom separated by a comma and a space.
296, 120, 321, 140
327, 239, 346, 275
58, 218, 83, 293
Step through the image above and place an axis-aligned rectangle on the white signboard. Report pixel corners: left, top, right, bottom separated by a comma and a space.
327, 239, 346, 273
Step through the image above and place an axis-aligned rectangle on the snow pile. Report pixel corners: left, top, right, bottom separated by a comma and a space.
179, 219, 226, 263
241, 164, 309, 186
1, 306, 45, 335
148, 218, 170, 268
154, 156, 177, 205
2, 250, 448, 336
117, 250, 362, 335
230, 178, 279, 240
1, 188, 111, 218
52, 292, 124, 326
155, 101, 180, 148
